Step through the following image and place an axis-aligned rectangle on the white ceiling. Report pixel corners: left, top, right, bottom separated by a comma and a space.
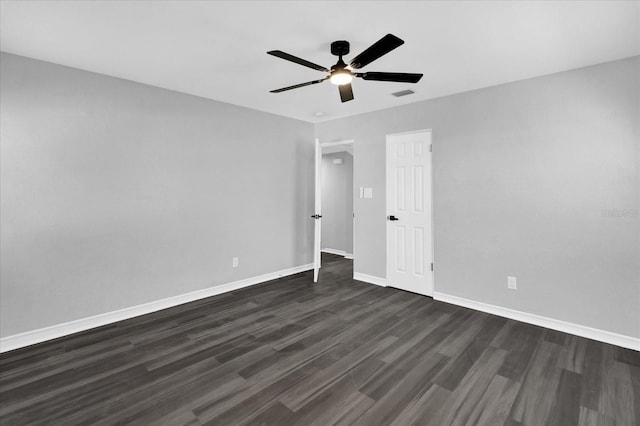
1, 1, 638, 123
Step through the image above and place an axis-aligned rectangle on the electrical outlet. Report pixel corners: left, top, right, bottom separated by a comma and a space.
507, 276, 517, 290
232, 257, 239, 268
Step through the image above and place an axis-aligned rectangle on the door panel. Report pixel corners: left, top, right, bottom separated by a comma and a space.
396, 226, 406, 272
414, 166, 424, 212
386, 131, 433, 296
396, 167, 406, 211
414, 227, 424, 276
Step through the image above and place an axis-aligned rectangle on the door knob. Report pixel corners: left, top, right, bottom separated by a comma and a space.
388, 215, 399, 221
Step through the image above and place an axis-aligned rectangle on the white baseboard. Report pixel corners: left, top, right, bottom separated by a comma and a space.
321, 248, 353, 259
434, 292, 639, 351
0, 263, 313, 354
321, 248, 345, 256
353, 272, 387, 287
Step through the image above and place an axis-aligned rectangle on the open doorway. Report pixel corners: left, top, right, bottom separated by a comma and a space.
321, 142, 354, 259
312, 139, 354, 282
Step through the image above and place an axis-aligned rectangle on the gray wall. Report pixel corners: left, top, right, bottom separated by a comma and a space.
0, 53, 315, 338
2, 51, 637, 341
316, 57, 639, 338
321, 152, 353, 254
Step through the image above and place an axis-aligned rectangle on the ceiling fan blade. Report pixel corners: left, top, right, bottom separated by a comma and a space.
267, 50, 329, 72
338, 83, 354, 103
270, 77, 329, 93
357, 72, 423, 83
349, 34, 404, 69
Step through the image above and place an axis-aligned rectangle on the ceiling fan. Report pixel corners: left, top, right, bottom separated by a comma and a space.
267, 34, 423, 103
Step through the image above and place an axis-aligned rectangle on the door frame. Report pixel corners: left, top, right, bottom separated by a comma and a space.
313, 139, 355, 282
385, 129, 435, 295
313, 138, 322, 282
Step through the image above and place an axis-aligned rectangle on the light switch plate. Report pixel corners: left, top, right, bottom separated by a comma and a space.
363, 187, 373, 199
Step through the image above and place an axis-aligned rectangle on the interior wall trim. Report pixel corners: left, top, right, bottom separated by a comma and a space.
434, 292, 639, 351
0, 263, 314, 354
353, 272, 387, 287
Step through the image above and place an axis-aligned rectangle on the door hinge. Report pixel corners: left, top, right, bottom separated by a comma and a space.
430, 262, 434, 271
429, 144, 433, 152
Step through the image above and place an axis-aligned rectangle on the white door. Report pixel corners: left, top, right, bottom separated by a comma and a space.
386, 131, 433, 296
313, 138, 322, 282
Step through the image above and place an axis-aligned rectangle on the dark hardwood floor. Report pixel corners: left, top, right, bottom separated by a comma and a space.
1, 253, 638, 425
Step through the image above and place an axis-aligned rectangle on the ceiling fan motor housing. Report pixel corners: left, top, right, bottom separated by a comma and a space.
331, 40, 350, 57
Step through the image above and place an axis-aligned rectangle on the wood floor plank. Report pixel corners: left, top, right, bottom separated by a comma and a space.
243, 401, 296, 426
433, 311, 490, 357
286, 374, 375, 426
495, 322, 544, 383
1, 253, 637, 425
546, 369, 582, 425
614, 345, 640, 367
441, 346, 509, 425
389, 383, 451, 426
90, 369, 241, 426
465, 374, 520, 426
598, 356, 636, 425
432, 314, 504, 392
578, 406, 615, 426
378, 310, 451, 364
197, 367, 316, 424
557, 335, 588, 374
631, 364, 640, 426
580, 338, 604, 411
279, 334, 397, 410
509, 340, 564, 425
357, 352, 449, 425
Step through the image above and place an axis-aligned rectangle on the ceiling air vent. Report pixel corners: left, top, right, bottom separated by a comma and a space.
392, 89, 415, 97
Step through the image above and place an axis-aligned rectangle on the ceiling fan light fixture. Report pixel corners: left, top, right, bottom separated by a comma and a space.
330, 71, 353, 86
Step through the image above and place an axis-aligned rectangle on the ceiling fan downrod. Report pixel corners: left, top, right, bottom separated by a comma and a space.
329, 41, 353, 85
